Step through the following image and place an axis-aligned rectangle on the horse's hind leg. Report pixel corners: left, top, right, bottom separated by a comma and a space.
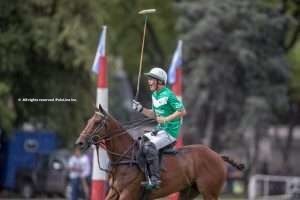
201, 194, 217, 200
195, 178, 223, 200
178, 184, 199, 200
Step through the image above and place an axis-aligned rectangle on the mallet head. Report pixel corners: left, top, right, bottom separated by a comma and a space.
138, 9, 156, 15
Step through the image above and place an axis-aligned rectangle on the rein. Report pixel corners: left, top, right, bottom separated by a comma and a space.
88, 117, 154, 171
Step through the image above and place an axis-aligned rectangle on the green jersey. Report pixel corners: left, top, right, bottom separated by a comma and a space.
152, 86, 184, 138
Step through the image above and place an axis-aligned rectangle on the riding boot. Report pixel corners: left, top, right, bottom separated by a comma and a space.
141, 141, 161, 189
148, 156, 161, 188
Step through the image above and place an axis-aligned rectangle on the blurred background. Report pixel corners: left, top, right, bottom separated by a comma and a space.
0, 0, 300, 199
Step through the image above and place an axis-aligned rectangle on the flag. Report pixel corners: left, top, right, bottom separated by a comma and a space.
92, 26, 107, 88
168, 40, 183, 97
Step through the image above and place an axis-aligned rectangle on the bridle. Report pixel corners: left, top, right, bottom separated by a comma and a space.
80, 111, 139, 165
79, 111, 142, 198
80, 111, 109, 144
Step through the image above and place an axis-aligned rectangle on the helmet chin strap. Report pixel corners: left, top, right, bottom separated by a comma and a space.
154, 79, 159, 91
154, 79, 164, 91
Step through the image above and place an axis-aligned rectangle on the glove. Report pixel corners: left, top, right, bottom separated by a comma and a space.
132, 100, 143, 112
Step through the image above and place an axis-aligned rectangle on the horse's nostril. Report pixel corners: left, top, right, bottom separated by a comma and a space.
78, 142, 84, 147
75, 140, 89, 152
75, 141, 83, 147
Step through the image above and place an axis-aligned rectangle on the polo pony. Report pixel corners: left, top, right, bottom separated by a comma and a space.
75, 105, 244, 200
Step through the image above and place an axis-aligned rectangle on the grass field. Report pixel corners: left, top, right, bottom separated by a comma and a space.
157, 195, 246, 200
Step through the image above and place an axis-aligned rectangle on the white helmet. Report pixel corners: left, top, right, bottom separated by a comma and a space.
144, 67, 167, 84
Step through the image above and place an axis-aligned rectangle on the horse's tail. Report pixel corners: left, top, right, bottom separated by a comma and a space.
221, 155, 245, 171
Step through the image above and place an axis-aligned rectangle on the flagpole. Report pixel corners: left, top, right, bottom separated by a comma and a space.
167, 40, 183, 200
91, 26, 109, 200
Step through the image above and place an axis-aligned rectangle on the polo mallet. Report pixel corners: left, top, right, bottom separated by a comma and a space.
135, 9, 156, 100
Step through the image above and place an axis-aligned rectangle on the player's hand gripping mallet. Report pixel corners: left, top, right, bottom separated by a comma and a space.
135, 9, 156, 100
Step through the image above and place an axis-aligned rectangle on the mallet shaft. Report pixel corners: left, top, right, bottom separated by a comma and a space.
135, 16, 148, 100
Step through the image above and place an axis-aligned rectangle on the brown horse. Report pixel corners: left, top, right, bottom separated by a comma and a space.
75, 105, 244, 200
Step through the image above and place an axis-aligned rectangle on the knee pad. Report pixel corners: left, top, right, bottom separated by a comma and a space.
143, 142, 158, 161
143, 141, 156, 151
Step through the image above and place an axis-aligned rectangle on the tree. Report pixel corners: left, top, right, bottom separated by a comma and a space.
0, 0, 101, 141
176, 0, 291, 172
0, 0, 177, 143
264, 0, 300, 170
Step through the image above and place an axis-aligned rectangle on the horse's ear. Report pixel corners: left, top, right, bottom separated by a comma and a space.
98, 104, 106, 115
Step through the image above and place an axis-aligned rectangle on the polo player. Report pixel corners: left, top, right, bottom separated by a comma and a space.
132, 67, 186, 189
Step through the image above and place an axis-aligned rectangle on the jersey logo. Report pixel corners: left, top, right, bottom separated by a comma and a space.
152, 96, 168, 107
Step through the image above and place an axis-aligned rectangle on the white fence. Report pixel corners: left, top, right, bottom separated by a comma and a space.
248, 174, 300, 200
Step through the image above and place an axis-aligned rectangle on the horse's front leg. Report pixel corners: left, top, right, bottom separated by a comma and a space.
105, 187, 142, 200
119, 189, 143, 200
105, 188, 119, 200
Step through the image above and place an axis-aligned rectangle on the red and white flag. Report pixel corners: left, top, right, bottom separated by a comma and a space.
91, 26, 108, 110
92, 26, 107, 75
168, 40, 183, 99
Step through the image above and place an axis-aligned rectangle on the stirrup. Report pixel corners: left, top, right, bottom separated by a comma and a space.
141, 179, 160, 190
152, 180, 161, 189
141, 179, 161, 190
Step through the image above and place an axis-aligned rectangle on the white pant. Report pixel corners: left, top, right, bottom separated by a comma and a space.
144, 130, 176, 150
